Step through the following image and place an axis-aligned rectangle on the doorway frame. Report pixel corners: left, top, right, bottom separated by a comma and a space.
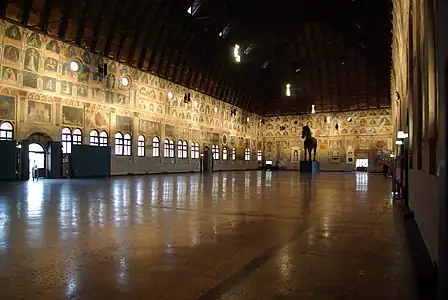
202, 146, 212, 172
28, 141, 47, 179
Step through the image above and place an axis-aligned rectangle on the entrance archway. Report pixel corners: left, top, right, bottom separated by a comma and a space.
29, 142, 46, 179
202, 146, 212, 172
27, 132, 52, 149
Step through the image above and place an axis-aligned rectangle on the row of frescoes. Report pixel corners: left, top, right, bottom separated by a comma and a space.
0, 89, 252, 137
262, 108, 392, 138
263, 136, 392, 162
265, 108, 390, 124
0, 94, 258, 145
0, 93, 108, 129
264, 125, 391, 137
0, 21, 254, 132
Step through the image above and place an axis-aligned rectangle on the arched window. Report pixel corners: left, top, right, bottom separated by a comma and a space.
114, 132, 124, 155
0, 122, 13, 141
99, 131, 108, 147
152, 137, 160, 157
169, 140, 175, 158
212, 144, 219, 160
191, 142, 200, 159
232, 148, 236, 160
61, 127, 72, 154
244, 148, 251, 161
164, 139, 170, 158
72, 128, 82, 145
222, 147, 228, 160
137, 135, 145, 157
182, 141, 188, 158
123, 133, 132, 156
257, 149, 262, 161
89, 130, 99, 146
177, 141, 184, 158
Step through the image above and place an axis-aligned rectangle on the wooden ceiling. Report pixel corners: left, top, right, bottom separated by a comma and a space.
1, 0, 392, 115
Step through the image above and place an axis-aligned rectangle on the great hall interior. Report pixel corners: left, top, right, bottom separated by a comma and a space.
0, 0, 446, 299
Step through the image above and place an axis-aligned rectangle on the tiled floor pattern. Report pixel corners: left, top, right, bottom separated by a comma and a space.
0, 171, 415, 299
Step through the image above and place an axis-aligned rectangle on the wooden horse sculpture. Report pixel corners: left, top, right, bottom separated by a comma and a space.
301, 125, 317, 161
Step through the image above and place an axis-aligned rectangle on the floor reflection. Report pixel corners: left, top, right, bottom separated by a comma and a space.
356, 171, 369, 192
0, 197, 9, 252
26, 181, 45, 247
0, 171, 405, 300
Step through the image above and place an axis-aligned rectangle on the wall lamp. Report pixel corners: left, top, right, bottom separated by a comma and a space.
69, 59, 82, 73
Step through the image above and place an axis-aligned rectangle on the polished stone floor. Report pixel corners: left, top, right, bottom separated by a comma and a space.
0, 171, 415, 300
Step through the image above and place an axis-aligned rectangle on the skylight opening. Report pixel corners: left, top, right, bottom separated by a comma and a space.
234, 44, 241, 63
244, 42, 255, 55
286, 84, 291, 96
219, 25, 231, 39
187, 0, 202, 16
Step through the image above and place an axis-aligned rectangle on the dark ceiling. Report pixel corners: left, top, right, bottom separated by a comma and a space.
1, 0, 392, 116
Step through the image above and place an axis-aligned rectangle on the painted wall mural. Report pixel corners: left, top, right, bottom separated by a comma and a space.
0, 20, 255, 133
4, 45, 20, 63
1, 66, 18, 83
42, 77, 56, 92
43, 57, 58, 72
46, 40, 60, 53
28, 101, 51, 124
0, 20, 392, 167
24, 48, 40, 73
139, 120, 160, 136
26, 32, 42, 48
23, 72, 38, 88
5, 25, 22, 41
62, 106, 84, 127
261, 108, 392, 165
116, 115, 133, 133
86, 109, 109, 130
0, 95, 15, 120
165, 125, 175, 138
77, 85, 88, 98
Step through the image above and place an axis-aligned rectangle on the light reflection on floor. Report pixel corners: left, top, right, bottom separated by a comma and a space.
355, 171, 369, 192
0, 171, 413, 300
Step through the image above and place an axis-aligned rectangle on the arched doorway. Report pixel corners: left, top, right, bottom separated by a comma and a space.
29, 142, 46, 179
202, 146, 212, 172
27, 132, 52, 148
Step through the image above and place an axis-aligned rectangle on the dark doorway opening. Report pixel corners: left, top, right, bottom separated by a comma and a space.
202, 146, 212, 172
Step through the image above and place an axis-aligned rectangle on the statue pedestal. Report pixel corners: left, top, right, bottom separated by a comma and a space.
300, 161, 320, 173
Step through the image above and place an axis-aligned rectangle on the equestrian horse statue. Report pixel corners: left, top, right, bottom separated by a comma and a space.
301, 125, 317, 161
